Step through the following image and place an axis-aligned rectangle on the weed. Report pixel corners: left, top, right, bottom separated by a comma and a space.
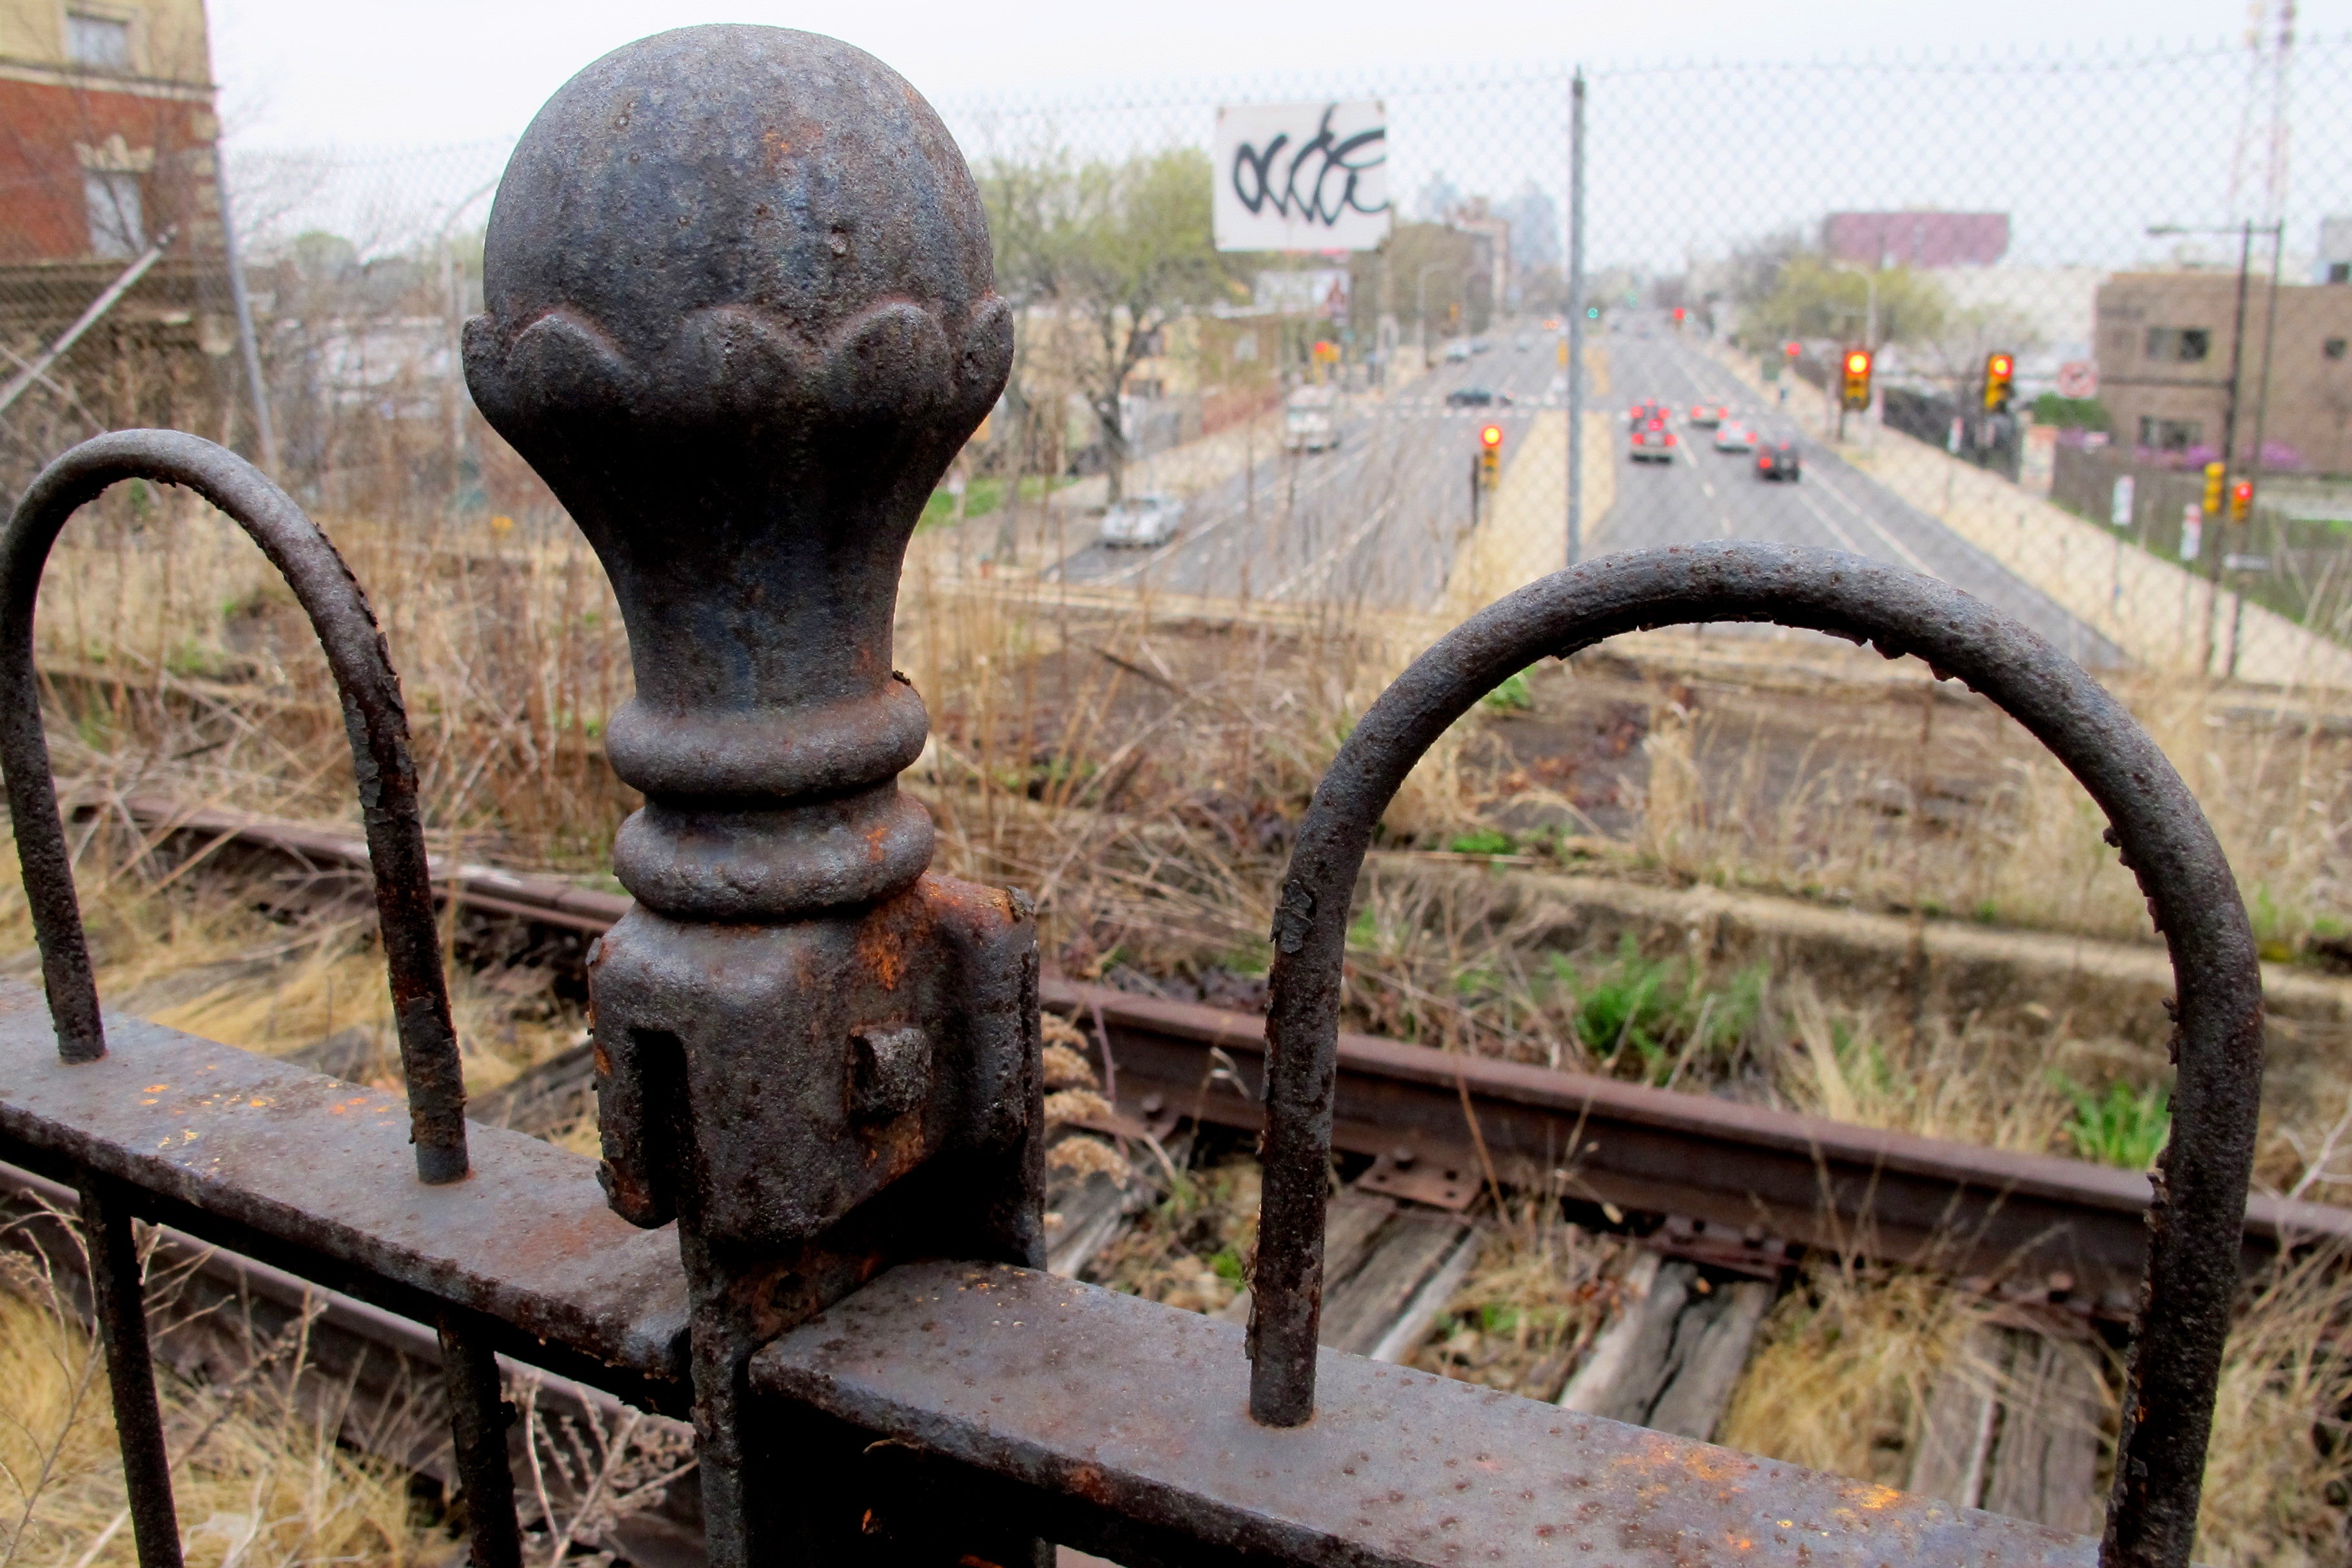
1480, 671, 1533, 712
1447, 827, 1518, 856
2059, 1077, 2171, 1169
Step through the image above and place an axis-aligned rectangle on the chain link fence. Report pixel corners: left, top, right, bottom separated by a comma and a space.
7, 34, 2352, 686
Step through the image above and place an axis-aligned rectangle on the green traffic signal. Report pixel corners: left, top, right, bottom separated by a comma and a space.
1585, 306, 1600, 319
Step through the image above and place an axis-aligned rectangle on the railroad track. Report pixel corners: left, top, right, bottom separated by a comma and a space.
39, 796, 2352, 1545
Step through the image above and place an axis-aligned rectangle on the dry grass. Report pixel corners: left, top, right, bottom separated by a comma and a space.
1406, 1196, 1623, 1400
0, 1245, 440, 1567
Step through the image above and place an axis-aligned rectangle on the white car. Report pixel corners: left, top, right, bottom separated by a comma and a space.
1713, 421, 1756, 453
1099, 495, 1182, 548
1443, 338, 1472, 363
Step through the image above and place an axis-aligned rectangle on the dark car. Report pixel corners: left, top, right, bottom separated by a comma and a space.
1447, 387, 1511, 407
1756, 439, 1801, 481
1626, 396, 1665, 430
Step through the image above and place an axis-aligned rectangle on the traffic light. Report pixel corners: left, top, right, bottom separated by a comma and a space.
1671, 307, 1686, 328
1585, 305, 1600, 320
1983, 351, 2014, 413
1783, 341, 1801, 358
2230, 478, 2255, 524
1479, 424, 1503, 488
1840, 347, 1873, 409
2202, 461, 2226, 517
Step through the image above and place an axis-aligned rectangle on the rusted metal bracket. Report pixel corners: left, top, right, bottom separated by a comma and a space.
459, 25, 1038, 1565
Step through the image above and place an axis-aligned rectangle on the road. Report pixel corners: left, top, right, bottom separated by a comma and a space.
1043, 325, 2117, 667
1045, 340, 1562, 609
1594, 331, 2119, 665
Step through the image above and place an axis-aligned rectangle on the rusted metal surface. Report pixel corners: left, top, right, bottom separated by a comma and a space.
0, 431, 467, 1184
438, 1311, 524, 1568
1259, 543, 2263, 1568
102, 798, 2352, 1311
754, 1259, 2100, 1568
0, 979, 689, 1401
460, 27, 1034, 1565
82, 1176, 184, 1568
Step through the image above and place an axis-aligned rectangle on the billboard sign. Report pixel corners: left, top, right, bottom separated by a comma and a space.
1215, 101, 1391, 252
1253, 268, 1349, 317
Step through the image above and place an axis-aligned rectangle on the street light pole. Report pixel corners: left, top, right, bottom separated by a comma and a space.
1416, 261, 1455, 369
1566, 70, 1586, 568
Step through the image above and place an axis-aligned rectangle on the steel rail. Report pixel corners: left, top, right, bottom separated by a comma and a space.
100, 798, 2352, 1311
1257, 544, 2263, 1568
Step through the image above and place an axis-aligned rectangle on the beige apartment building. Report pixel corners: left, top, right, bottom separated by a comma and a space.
2096, 270, 2352, 475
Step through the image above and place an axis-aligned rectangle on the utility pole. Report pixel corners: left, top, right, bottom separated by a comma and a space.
2207, 221, 2254, 680
1565, 69, 1586, 568
213, 155, 278, 473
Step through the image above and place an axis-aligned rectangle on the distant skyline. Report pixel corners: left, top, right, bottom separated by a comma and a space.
211, 0, 2352, 150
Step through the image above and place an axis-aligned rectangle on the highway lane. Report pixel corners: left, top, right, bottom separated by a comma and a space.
1592, 333, 2120, 666
1046, 339, 1562, 609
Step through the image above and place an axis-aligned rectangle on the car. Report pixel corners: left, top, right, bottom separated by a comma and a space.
1099, 494, 1183, 547
1713, 420, 1756, 453
1443, 338, 1472, 363
1446, 387, 1513, 407
1469, 337, 1492, 355
1513, 332, 1534, 352
1629, 415, 1678, 464
1626, 397, 1667, 430
1755, 440, 1801, 482
1687, 404, 1729, 428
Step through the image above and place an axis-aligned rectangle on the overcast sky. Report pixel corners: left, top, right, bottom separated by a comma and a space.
211, 0, 2352, 149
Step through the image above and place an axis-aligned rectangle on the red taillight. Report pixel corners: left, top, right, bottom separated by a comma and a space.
1633, 433, 1646, 444
1758, 456, 1769, 467
1665, 433, 1677, 445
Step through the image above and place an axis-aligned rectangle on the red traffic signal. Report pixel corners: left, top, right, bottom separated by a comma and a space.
2230, 479, 2255, 522
1480, 424, 1504, 449
1986, 353, 2014, 379
1783, 341, 1801, 357
1839, 347, 1874, 409
1671, 307, 1685, 322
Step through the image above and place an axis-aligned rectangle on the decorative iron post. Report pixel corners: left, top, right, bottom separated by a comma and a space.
464, 26, 1041, 1565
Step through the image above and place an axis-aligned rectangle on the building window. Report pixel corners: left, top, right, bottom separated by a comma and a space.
2331, 262, 2352, 285
84, 171, 143, 258
65, 12, 132, 72
2328, 338, 2349, 361
2137, 416, 2202, 452
2146, 327, 2211, 362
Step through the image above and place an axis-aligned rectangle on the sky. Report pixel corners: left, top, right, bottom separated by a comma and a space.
210, 0, 2352, 150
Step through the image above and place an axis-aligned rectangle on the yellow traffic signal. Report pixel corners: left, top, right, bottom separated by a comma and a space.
1983, 352, 2014, 413
2230, 478, 2255, 524
1840, 347, 1872, 409
1479, 424, 1503, 489
2202, 461, 2226, 516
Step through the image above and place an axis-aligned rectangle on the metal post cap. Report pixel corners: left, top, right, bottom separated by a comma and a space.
464, 25, 1012, 919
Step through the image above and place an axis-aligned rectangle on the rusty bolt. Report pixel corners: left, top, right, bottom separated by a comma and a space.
850, 1025, 932, 1122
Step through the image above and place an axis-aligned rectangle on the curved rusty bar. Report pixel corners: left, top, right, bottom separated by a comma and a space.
0, 429, 472, 1185
1257, 543, 2260, 1568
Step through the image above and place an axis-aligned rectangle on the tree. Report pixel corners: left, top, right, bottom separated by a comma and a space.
981, 146, 1237, 504
1743, 253, 1947, 352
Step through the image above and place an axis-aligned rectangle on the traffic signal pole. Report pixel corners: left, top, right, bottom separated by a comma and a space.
1565, 70, 1586, 569
2201, 220, 2255, 680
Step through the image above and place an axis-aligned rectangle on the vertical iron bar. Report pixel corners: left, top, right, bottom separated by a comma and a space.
436, 1312, 522, 1568
81, 1177, 183, 1568
1565, 68, 1586, 567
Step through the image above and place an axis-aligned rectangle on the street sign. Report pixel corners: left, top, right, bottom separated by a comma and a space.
2110, 475, 2134, 527
2056, 360, 2099, 399
2181, 504, 2203, 562
1215, 101, 1390, 251
2224, 553, 2271, 572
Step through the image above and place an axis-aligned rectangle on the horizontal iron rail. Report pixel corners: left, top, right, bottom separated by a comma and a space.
107, 799, 2352, 1308
0, 983, 2105, 1565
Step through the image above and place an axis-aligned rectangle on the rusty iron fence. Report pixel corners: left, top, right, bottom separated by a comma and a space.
0, 25, 2280, 1568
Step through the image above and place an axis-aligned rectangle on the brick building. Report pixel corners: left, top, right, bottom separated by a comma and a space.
0, 0, 221, 262
2095, 271, 2352, 476
0, 0, 235, 468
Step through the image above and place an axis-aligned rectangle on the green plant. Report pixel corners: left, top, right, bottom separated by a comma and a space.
1480, 671, 1533, 712
1447, 827, 1518, 856
2030, 392, 2110, 431
2059, 1076, 2171, 1168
